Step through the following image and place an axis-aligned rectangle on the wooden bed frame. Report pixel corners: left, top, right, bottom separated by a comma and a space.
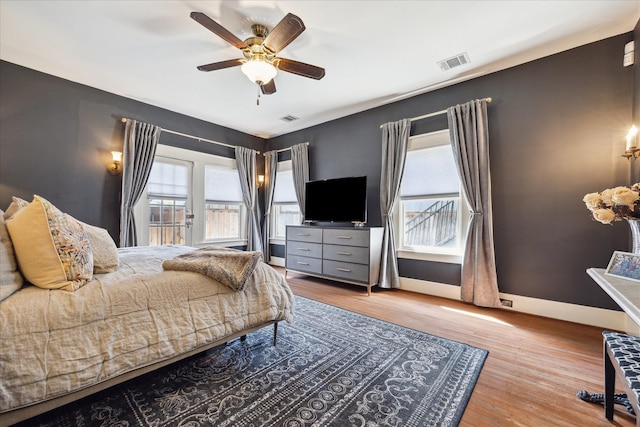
1, 321, 278, 426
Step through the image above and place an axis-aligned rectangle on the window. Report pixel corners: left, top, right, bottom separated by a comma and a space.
147, 160, 189, 246
396, 130, 468, 261
271, 161, 302, 240
134, 145, 246, 247
204, 164, 243, 240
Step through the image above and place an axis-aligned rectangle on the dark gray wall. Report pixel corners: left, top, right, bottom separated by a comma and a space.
267, 33, 635, 310
0, 31, 636, 311
0, 61, 265, 240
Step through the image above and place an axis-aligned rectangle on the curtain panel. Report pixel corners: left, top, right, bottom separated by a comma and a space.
262, 151, 277, 261
379, 119, 411, 289
291, 143, 309, 222
447, 99, 502, 308
119, 120, 161, 247
235, 146, 263, 252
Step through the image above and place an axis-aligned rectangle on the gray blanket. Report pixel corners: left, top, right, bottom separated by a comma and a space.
162, 246, 263, 291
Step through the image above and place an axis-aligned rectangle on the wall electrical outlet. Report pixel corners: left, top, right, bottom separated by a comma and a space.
500, 299, 513, 308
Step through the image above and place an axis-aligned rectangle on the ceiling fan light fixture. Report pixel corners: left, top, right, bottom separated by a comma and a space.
241, 59, 277, 85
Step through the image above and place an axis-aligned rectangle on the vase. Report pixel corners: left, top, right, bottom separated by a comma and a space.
626, 219, 640, 254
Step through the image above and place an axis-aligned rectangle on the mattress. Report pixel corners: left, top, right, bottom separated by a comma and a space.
0, 245, 295, 413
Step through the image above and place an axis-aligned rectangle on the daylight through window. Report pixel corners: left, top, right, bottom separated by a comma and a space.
271, 161, 301, 239
398, 130, 464, 254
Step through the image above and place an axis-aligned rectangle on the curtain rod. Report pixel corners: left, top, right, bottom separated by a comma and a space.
379, 97, 492, 129
121, 118, 260, 154
262, 141, 310, 156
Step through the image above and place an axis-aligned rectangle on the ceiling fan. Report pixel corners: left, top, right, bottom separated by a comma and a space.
191, 11, 325, 97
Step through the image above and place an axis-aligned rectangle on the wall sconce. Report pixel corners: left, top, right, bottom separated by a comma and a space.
107, 151, 123, 175
622, 126, 639, 160
257, 174, 265, 188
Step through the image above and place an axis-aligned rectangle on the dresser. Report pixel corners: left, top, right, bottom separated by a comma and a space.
286, 225, 384, 295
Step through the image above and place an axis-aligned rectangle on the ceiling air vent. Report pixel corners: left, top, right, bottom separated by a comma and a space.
280, 115, 300, 122
437, 52, 470, 71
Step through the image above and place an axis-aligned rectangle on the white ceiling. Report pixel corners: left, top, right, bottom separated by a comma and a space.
1, 1, 639, 139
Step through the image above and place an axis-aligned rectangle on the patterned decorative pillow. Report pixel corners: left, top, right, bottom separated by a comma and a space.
3, 196, 29, 220
6, 195, 94, 291
0, 208, 24, 301
77, 219, 119, 273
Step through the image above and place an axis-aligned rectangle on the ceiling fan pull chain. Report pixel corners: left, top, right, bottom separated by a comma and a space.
257, 86, 261, 106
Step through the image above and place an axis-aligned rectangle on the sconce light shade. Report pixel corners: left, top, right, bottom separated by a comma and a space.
258, 174, 265, 187
108, 151, 123, 175
628, 125, 638, 149
622, 125, 639, 160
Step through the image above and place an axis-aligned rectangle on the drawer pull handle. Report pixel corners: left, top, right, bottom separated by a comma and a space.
337, 252, 352, 256
297, 261, 310, 266
297, 248, 311, 251
337, 235, 352, 239
298, 233, 311, 237
336, 267, 351, 272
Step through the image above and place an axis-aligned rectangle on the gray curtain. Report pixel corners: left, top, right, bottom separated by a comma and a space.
447, 99, 502, 308
236, 146, 263, 252
262, 150, 277, 261
291, 143, 309, 222
379, 119, 411, 289
119, 120, 161, 247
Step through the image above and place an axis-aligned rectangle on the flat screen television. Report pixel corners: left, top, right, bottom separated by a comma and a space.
304, 176, 367, 224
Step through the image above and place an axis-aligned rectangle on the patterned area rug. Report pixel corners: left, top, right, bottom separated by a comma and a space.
18, 296, 488, 427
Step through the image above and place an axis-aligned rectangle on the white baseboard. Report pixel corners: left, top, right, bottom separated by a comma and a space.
399, 277, 635, 332
269, 256, 285, 267
275, 261, 635, 332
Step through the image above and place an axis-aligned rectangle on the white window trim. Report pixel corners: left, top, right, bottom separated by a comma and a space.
394, 130, 469, 264
134, 144, 247, 248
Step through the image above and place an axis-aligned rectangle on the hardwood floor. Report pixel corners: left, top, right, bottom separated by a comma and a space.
280, 269, 636, 427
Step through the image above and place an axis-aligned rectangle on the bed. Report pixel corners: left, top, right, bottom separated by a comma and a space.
0, 198, 295, 425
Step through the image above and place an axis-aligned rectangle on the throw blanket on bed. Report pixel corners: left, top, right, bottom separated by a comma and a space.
162, 246, 262, 291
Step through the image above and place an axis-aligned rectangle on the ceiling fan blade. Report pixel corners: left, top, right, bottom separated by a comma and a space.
197, 58, 244, 72
260, 79, 277, 95
263, 13, 305, 53
276, 58, 325, 80
190, 12, 248, 50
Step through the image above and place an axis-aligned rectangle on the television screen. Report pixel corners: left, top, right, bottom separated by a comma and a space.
304, 176, 367, 223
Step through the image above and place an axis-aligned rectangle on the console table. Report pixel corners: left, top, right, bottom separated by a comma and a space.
286, 225, 383, 295
587, 268, 640, 328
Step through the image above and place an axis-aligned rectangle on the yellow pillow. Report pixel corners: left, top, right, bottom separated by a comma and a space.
6, 196, 93, 291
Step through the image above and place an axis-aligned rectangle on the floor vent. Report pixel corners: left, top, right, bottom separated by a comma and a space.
280, 115, 300, 122
437, 52, 470, 71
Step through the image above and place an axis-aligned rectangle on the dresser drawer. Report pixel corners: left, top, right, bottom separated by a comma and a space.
287, 226, 322, 243
323, 228, 370, 247
287, 255, 323, 275
287, 241, 322, 258
323, 260, 369, 283
323, 244, 369, 265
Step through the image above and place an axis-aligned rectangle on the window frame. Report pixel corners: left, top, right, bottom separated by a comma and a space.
203, 161, 245, 243
269, 160, 302, 245
394, 130, 469, 264
134, 144, 247, 248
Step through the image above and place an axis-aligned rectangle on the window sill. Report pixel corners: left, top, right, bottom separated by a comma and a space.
269, 238, 286, 246
396, 249, 462, 264
194, 239, 247, 248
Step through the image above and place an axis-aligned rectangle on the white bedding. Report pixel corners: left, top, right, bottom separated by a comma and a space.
0, 245, 295, 413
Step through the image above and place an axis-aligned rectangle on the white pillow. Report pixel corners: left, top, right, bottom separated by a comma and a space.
0, 208, 24, 301
77, 220, 119, 273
